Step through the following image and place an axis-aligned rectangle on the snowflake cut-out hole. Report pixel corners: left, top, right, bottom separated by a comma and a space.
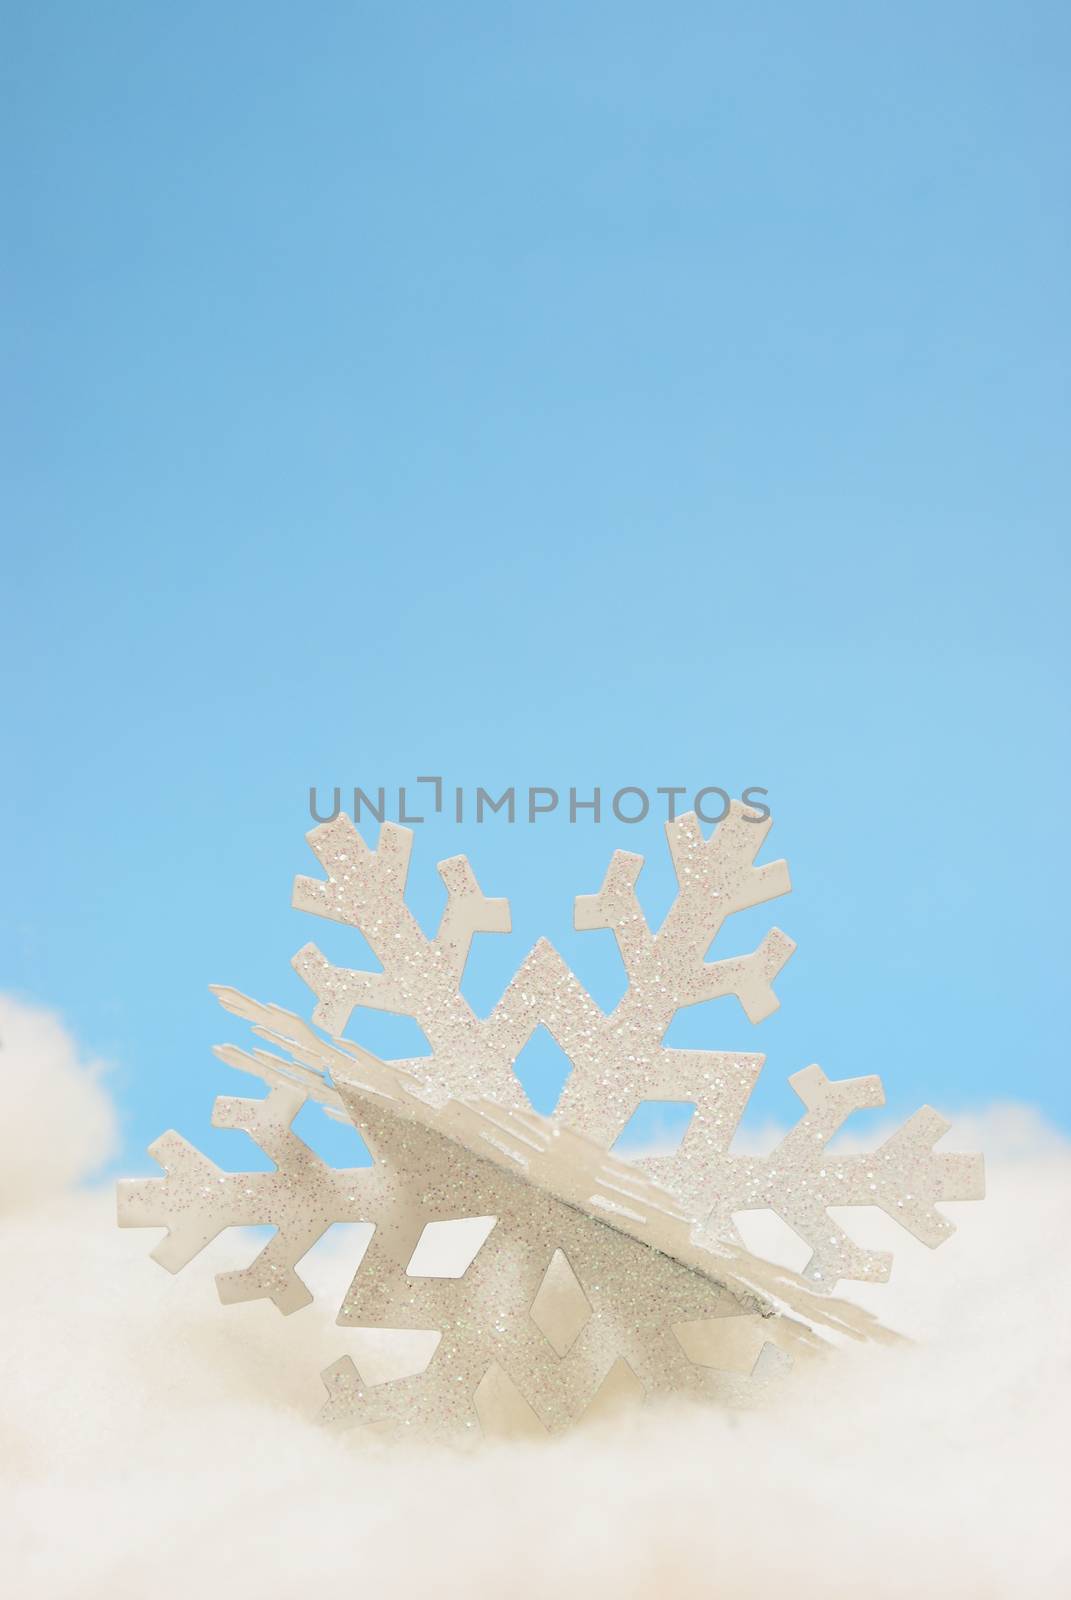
529, 1249, 592, 1357
406, 1216, 499, 1278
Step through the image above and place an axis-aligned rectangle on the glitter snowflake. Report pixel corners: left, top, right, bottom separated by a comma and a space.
119, 806, 982, 1436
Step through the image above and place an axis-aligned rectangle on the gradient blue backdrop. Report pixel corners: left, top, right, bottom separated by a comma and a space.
4, 2, 1068, 1171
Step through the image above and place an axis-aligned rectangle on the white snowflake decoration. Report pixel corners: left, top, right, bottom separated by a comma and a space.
119, 805, 983, 1437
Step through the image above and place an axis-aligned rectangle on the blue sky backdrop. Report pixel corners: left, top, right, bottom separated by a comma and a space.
3, 2, 1068, 1171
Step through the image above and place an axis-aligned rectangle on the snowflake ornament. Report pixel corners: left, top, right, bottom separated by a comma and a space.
119, 805, 983, 1438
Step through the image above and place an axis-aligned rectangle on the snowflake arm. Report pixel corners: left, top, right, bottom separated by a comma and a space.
117, 1083, 375, 1313
685, 1066, 986, 1288
292, 817, 510, 1033
290, 816, 522, 1107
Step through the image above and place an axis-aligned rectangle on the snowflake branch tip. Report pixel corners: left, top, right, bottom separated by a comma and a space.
665, 806, 792, 918
697, 926, 797, 1021
293, 815, 414, 927
434, 853, 511, 983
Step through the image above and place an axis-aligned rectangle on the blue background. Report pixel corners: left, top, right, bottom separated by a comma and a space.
4, 2, 1068, 1169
